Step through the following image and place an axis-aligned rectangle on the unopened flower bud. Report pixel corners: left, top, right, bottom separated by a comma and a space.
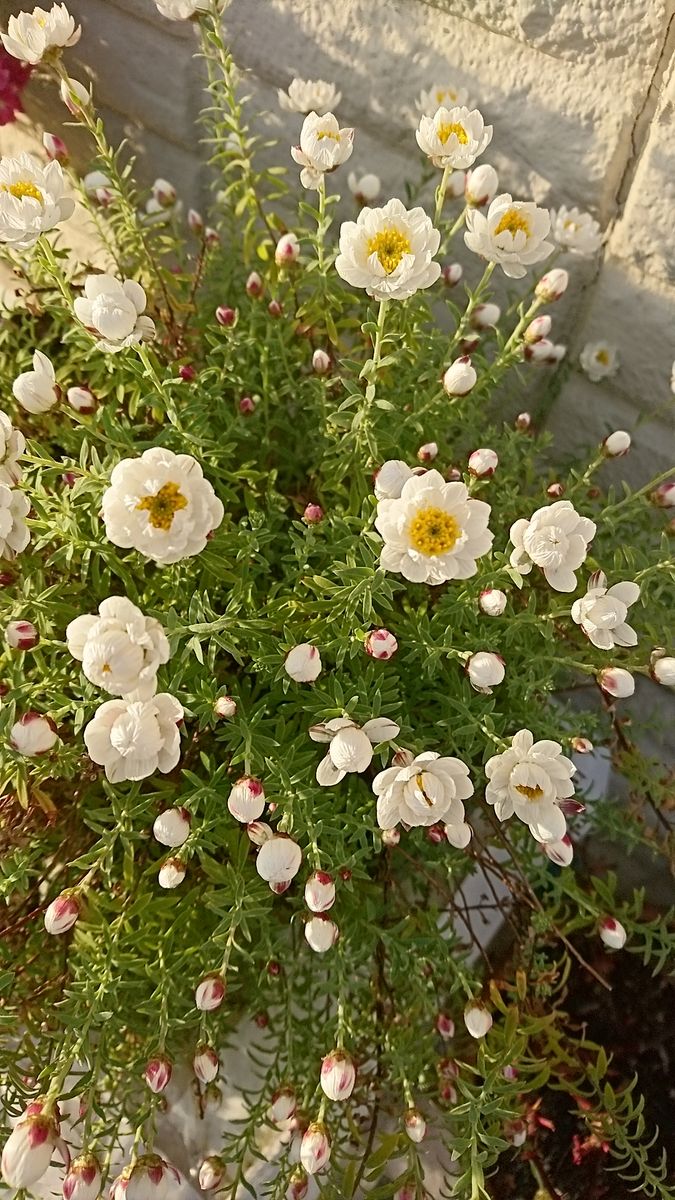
204, 227, 220, 248
502, 1064, 519, 1082
214, 695, 237, 718
246, 271, 264, 298
394, 1187, 416, 1200
535, 267, 569, 302
275, 233, 300, 266
381, 827, 400, 846
10, 712, 58, 756
312, 348, 331, 375
303, 502, 324, 524
523, 314, 552, 343
471, 303, 500, 330
304, 871, 335, 913
597, 667, 635, 698
441, 262, 463, 287
269, 1086, 297, 1123
158, 857, 186, 889
193, 1044, 219, 1083
1, 1113, 59, 1189
468, 447, 498, 477
198, 1157, 226, 1191
445, 169, 466, 198
304, 914, 338, 953
524, 337, 556, 363
144, 1056, 172, 1094
416, 441, 438, 463
288, 1169, 309, 1199
544, 834, 574, 867
547, 482, 565, 498
300, 1122, 331, 1175
60, 75, 90, 116
347, 171, 381, 205
443, 356, 476, 397
467, 651, 505, 692
463, 1001, 493, 1039
364, 628, 398, 659
44, 892, 80, 935
436, 1013, 455, 1039
151, 178, 176, 208
651, 654, 675, 687
602, 430, 631, 457
650, 481, 675, 508
465, 163, 498, 206
215, 305, 236, 327
187, 208, 204, 234
6, 620, 39, 650
479, 588, 507, 617
67, 385, 96, 414
285, 643, 322, 683
571, 737, 593, 753
459, 333, 480, 354
62, 1153, 101, 1200
404, 1109, 426, 1143
257, 835, 302, 884
239, 395, 256, 414
515, 411, 531, 431
195, 974, 225, 1012
153, 806, 191, 847
505, 1119, 527, 1147
426, 822, 445, 844
268, 299, 283, 318
320, 1050, 356, 1101
43, 132, 69, 164
228, 776, 265, 823
247, 820, 273, 846
599, 916, 627, 950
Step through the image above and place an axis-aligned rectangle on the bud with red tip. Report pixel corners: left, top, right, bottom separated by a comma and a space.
468, 447, 498, 477
544, 834, 574, 867
62, 1152, 101, 1200
524, 337, 566, 364
459, 333, 480, 354
275, 233, 300, 266
436, 1013, 455, 1039
205, 227, 220, 248
535, 268, 569, 302
66, 385, 97, 414
6, 620, 39, 650
523, 314, 551, 343
466, 651, 505, 692
247, 820, 273, 846
651, 481, 675, 508
597, 666, 635, 698
288, 1170, 309, 1199
465, 163, 498, 206
599, 916, 627, 950
426, 822, 445, 845
195, 973, 226, 1012
214, 695, 237, 718
246, 271, 264, 298
1, 1112, 60, 1190
479, 588, 506, 617
515, 411, 531, 431
464, 1000, 493, 1039
471, 303, 500, 330
312, 348, 331, 375
602, 430, 631, 457
394, 1185, 417, 1200
110, 1155, 180, 1200
304, 871, 335, 913
285, 643, 322, 683
256, 835, 302, 884
44, 891, 80, 935
239, 395, 256, 414
304, 914, 339, 953
320, 1049, 356, 1101
571, 736, 593, 753
651, 652, 675, 687
228, 776, 265, 823
442, 356, 476, 397
268, 299, 283, 318
417, 441, 438, 463
300, 1122, 331, 1174
198, 1157, 226, 1191
269, 1086, 297, 1123
43, 132, 69, 164
144, 1055, 172, 1094
381, 827, 400, 847
303, 502, 324, 524
193, 1043, 219, 1083
153, 806, 191, 848
158, 857, 186, 889
364, 628, 398, 660
547, 482, 565, 498
215, 305, 236, 327
187, 208, 204, 234
441, 262, 462, 287
10, 712, 58, 756
151, 178, 177, 209
404, 1109, 426, 1143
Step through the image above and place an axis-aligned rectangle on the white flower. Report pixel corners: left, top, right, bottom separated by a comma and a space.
0, 152, 74, 249
321, 1050, 356, 1101
364, 628, 398, 659
479, 588, 507, 616
74, 274, 156, 352
550, 205, 602, 256
256, 835, 302, 884
305, 871, 336, 913
66, 596, 171, 698
463, 1002, 493, 1039
291, 111, 353, 189
599, 917, 627, 950
509, 500, 596, 592
228, 776, 265, 823
152, 806, 191, 847
0, 410, 25, 485
485, 728, 576, 843
465, 163, 498, 206
1, 4, 80, 64
279, 78, 341, 115
101, 446, 224, 566
602, 430, 631, 457
300, 1123, 331, 1174
44, 891, 79, 934
311, 716, 400, 786
597, 666, 635, 698
375, 469, 493, 585
579, 340, 618, 382
465, 193, 553, 279
571, 572, 639, 650
285, 643, 322, 682
12, 349, 59, 414
652, 655, 675, 687
336, 198, 441, 301
416, 82, 469, 116
373, 750, 473, 839
416, 105, 492, 170
10, 711, 57, 755
374, 459, 415, 500
442, 356, 477, 396
154, 0, 207, 17
158, 857, 186, 889
467, 651, 505, 692
347, 171, 381, 203
0, 483, 30, 559
83, 693, 183, 783
1, 1113, 59, 1189
304, 914, 339, 953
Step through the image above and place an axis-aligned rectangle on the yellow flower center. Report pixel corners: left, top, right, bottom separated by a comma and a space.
408, 506, 461, 556
136, 481, 188, 531
316, 129, 340, 141
595, 349, 609, 365
494, 208, 531, 238
101, 663, 111, 674
2, 180, 44, 204
563, 218, 579, 231
415, 773, 434, 806
436, 88, 457, 103
515, 783, 544, 802
437, 122, 468, 145
367, 228, 411, 274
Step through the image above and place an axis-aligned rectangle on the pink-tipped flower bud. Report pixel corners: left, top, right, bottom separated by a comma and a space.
445, 169, 466, 198
288, 1169, 309, 1199
43, 132, 69, 164
151, 178, 176, 209
651, 481, 675, 508
394, 1187, 417, 1200
215, 305, 236, 327
187, 208, 204, 234
320, 1050, 356, 1101
195, 974, 225, 1012
153, 806, 191, 848
523, 314, 552, 343
256, 835, 302, 884
597, 666, 635, 698
158, 857, 186, 889
204, 227, 220, 248
571, 736, 593, 753
502, 1064, 519, 1082
246, 820, 273, 846
60, 75, 90, 116
6, 620, 39, 650
269, 1086, 297, 1123
109, 1155, 181, 1200
10, 712, 58, 756
178, 365, 196, 382
144, 1056, 172, 1094
312, 348, 331, 375
599, 916, 627, 950
535, 267, 569, 302
651, 653, 675, 687
300, 1122, 331, 1175
468, 447, 498, 477
365, 628, 398, 660
426, 822, 445, 845
193, 1044, 219, 1083
1, 1114, 60, 1190
465, 163, 498, 206
62, 1153, 101, 1200
239, 395, 256, 414
246, 271, 264, 298
436, 1013, 455, 1039
381, 827, 400, 846
544, 834, 574, 868
545, 482, 564, 500
285, 643, 322, 683
66, 385, 96, 414
466, 651, 505, 693
214, 695, 237, 718
304, 871, 336, 913
442, 356, 476, 397
302, 502, 324, 524
524, 337, 556, 363
602, 430, 631, 457
471, 302, 500, 330
417, 441, 438, 463
404, 1109, 426, 1143
479, 588, 507, 617
441, 262, 463, 287
228, 776, 265, 823
304, 914, 339, 953
459, 333, 480, 354
268, 299, 283, 318
515, 411, 532, 431
463, 1001, 493, 1039
198, 1157, 226, 1191
44, 892, 80, 935
275, 233, 300, 266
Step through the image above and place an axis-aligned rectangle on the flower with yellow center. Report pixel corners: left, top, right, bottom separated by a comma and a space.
485, 729, 576, 844
66, 596, 171, 700
375, 468, 492, 585
550, 204, 602, 256
136, 482, 188, 531
2, 3, 81, 66
579, 340, 618, 382
416, 104, 492, 170
0, 151, 74, 250
336, 198, 440, 301
373, 749, 474, 837
291, 111, 353, 191
2, 180, 44, 204
415, 82, 470, 116
465, 192, 553, 279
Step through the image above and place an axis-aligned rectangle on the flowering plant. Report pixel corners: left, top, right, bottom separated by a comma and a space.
1, 4, 674, 1200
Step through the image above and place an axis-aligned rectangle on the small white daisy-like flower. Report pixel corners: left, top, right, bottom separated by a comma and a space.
83, 693, 183, 783
101, 446, 224, 566
0, 152, 74, 250
509, 500, 596, 592
415, 105, 492, 170
0, 410, 26, 486
579, 340, 618, 382
12, 350, 59, 414
375, 468, 493, 585
485, 728, 576, 843
278, 78, 341, 115
550, 205, 602, 256
373, 750, 473, 840
336, 197, 441, 301
66, 596, 171, 699
415, 82, 470, 116
0, 483, 30, 560
290, 111, 354, 190
570, 571, 639, 650
74, 274, 156, 353
1, 4, 80, 65
310, 716, 400, 787
465, 192, 553, 279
